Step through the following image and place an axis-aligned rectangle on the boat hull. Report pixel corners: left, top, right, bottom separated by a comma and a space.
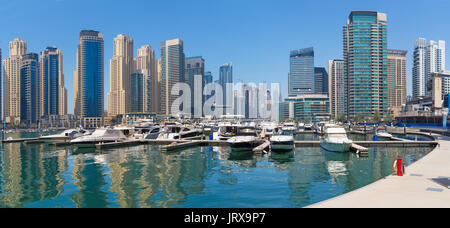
270, 141, 294, 151
320, 140, 351, 153
229, 140, 264, 151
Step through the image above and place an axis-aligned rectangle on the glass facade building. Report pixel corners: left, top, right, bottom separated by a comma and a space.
185, 56, 205, 117
40, 47, 66, 117
344, 11, 388, 118
279, 94, 329, 121
160, 39, 185, 115
130, 72, 143, 113
219, 63, 233, 114
314, 67, 328, 94
20, 53, 40, 126
75, 30, 104, 118
289, 47, 314, 96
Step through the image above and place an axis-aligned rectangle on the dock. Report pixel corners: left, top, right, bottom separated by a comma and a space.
160, 141, 202, 153
253, 140, 270, 153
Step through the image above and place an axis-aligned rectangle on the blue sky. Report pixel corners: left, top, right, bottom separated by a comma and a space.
1, 0, 449, 113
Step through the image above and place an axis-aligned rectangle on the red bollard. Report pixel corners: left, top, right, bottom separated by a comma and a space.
396, 158, 403, 176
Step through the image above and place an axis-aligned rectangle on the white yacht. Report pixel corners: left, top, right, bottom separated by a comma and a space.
227, 136, 265, 151
375, 128, 393, 139
320, 126, 353, 153
281, 122, 297, 132
71, 128, 128, 147
133, 125, 163, 140
259, 121, 279, 138
226, 126, 264, 151
157, 124, 201, 140
270, 131, 294, 151
212, 122, 240, 140
304, 123, 313, 130
40, 128, 88, 140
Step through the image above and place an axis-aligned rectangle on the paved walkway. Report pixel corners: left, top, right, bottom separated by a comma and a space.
308, 134, 450, 208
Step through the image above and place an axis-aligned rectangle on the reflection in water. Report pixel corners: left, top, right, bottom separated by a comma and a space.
0, 133, 435, 208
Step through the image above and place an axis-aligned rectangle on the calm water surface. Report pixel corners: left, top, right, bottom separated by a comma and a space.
0, 132, 434, 208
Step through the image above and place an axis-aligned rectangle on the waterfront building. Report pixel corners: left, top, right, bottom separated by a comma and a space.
135, 45, 158, 113
160, 39, 185, 115
289, 47, 314, 96
20, 53, 40, 127
3, 38, 27, 124
219, 62, 233, 115
344, 11, 388, 118
279, 94, 330, 122
108, 34, 134, 116
74, 30, 104, 124
185, 56, 205, 117
328, 59, 346, 119
387, 49, 407, 112
412, 38, 446, 98
130, 72, 143, 113
314, 67, 328, 94
40, 47, 67, 117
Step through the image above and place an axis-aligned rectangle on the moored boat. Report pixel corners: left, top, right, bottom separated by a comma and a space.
320, 127, 352, 153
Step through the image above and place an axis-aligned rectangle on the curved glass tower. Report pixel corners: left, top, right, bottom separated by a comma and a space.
75, 30, 104, 118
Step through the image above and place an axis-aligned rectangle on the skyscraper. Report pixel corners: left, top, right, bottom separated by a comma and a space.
40, 47, 67, 117
328, 59, 346, 118
412, 38, 445, 98
135, 45, 158, 113
160, 38, 184, 115
108, 34, 133, 116
314, 67, 328, 94
219, 62, 233, 115
0, 48, 2, 122
344, 11, 388, 118
289, 47, 314, 96
3, 38, 27, 124
387, 49, 407, 110
185, 56, 205, 117
20, 53, 40, 127
74, 30, 104, 119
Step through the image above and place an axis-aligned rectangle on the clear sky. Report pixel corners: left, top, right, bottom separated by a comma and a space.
1, 0, 449, 114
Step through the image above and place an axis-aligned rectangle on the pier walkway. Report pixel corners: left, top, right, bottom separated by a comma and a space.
308, 133, 450, 208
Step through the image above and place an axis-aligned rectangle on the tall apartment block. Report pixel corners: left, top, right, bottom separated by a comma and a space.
412, 38, 445, 98
3, 38, 27, 124
185, 56, 205, 117
40, 47, 67, 117
328, 59, 346, 118
160, 39, 184, 115
387, 49, 407, 112
20, 53, 40, 127
219, 62, 233, 115
344, 11, 388, 118
74, 30, 104, 123
108, 34, 134, 116
135, 45, 158, 113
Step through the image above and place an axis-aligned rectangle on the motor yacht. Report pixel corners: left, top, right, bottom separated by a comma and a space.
270, 131, 294, 151
320, 126, 353, 152
157, 124, 201, 140
71, 128, 128, 147
375, 128, 393, 139
39, 128, 88, 140
227, 126, 264, 151
133, 125, 163, 139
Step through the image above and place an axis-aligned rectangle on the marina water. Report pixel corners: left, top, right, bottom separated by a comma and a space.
0, 131, 433, 208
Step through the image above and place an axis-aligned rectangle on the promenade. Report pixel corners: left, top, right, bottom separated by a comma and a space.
308, 133, 450, 208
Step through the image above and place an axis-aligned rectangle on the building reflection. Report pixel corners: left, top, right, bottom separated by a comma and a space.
0, 142, 68, 207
